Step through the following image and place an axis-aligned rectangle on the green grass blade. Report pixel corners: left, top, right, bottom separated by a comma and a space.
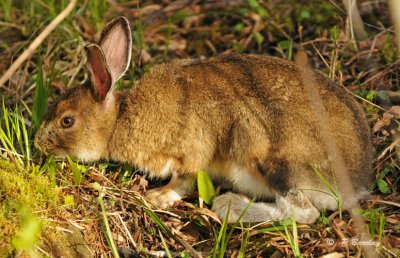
0, 129, 23, 165
97, 194, 120, 258
281, 218, 301, 257
19, 114, 31, 164
222, 198, 254, 255
0, 110, 23, 164
159, 230, 173, 258
32, 56, 48, 132
0, 127, 14, 152
310, 165, 337, 195
67, 156, 82, 185
213, 204, 229, 258
238, 224, 249, 258
0, 0, 12, 21
311, 165, 343, 219
2, 99, 12, 141
144, 208, 174, 239
12, 106, 25, 159
132, 195, 175, 239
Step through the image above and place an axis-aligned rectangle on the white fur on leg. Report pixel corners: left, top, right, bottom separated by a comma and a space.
212, 190, 320, 224
146, 187, 184, 208
212, 192, 284, 223
145, 172, 195, 208
276, 190, 320, 224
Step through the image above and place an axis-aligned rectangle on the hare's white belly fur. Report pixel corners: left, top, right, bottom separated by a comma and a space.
145, 159, 342, 224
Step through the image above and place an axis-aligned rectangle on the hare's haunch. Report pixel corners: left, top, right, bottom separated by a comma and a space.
35, 17, 374, 224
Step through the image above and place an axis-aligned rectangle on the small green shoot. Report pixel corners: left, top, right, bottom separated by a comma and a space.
318, 210, 331, 226
197, 170, 216, 205
235, 23, 245, 31
376, 179, 391, 194
374, 160, 395, 194
329, 26, 340, 80
277, 40, 293, 60
247, 0, 269, 19
98, 162, 109, 170
66, 156, 88, 185
252, 31, 264, 50
118, 163, 136, 184
357, 208, 386, 241
382, 34, 397, 64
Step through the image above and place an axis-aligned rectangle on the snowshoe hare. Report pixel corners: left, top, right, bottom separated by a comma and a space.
35, 17, 375, 224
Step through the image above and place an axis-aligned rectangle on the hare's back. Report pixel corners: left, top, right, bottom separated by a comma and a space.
142, 54, 368, 137
172, 54, 354, 115
176, 54, 373, 183
134, 54, 373, 190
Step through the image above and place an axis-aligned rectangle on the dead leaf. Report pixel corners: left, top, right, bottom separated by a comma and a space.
373, 106, 400, 136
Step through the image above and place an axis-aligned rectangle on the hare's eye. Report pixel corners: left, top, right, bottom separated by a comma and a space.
61, 117, 74, 128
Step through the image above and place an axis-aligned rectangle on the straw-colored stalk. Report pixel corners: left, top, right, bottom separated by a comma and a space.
0, 0, 78, 87
389, 0, 400, 57
295, 50, 377, 258
342, 0, 367, 40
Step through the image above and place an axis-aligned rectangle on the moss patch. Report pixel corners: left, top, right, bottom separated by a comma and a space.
0, 159, 60, 256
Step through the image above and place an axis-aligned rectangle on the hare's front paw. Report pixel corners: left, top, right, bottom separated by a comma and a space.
145, 187, 184, 208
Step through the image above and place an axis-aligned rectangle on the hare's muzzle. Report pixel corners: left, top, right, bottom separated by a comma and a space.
34, 125, 52, 155
34, 130, 45, 154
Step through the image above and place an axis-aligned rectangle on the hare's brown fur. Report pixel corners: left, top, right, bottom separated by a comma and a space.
109, 55, 373, 192
35, 17, 374, 224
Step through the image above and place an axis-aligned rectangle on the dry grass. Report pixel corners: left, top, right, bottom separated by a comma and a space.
0, 0, 399, 257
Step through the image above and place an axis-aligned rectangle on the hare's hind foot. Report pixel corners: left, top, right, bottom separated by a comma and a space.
212, 190, 320, 224
145, 172, 196, 208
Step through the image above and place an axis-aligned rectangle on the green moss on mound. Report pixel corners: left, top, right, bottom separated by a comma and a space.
0, 159, 60, 256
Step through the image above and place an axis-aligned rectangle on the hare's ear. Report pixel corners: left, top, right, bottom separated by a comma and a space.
84, 44, 112, 101
98, 16, 132, 84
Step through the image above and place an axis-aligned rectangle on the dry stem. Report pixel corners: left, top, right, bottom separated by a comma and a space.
0, 0, 78, 87
389, 0, 400, 58
295, 49, 377, 258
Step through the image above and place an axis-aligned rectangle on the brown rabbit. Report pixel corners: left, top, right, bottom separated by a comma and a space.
35, 17, 375, 224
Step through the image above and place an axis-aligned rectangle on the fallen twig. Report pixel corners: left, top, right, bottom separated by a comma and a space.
0, 0, 77, 88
